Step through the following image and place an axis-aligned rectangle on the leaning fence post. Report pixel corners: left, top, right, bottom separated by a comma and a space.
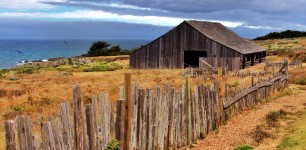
5, 120, 16, 150
185, 74, 192, 146
284, 58, 288, 77
124, 73, 132, 150
251, 76, 254, 87
217, 67, 223, 127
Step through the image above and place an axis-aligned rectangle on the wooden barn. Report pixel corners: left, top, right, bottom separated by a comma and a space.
130, 20, 266, 70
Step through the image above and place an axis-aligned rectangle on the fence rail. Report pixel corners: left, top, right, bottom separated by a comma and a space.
265, 60, 302, 70
5, 61, 289, 150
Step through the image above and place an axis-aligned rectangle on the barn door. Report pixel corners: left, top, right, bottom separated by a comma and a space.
184, 51, 207, 68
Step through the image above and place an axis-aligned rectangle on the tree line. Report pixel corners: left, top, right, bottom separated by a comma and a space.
82, 41, 140, 57
254, 30, 306, 40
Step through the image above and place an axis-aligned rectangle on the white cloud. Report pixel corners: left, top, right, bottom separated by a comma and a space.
0, 10, 244, 27
289, 23, 306, 30
244, 25, 274, 30
0, 0, 65, 10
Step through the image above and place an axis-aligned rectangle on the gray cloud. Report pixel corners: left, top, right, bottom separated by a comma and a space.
66, 0, 306, 14
2, 0, 306, 39
43, 0, 306, 33
0, 18, 171, 40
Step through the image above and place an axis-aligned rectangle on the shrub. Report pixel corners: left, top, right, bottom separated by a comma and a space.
9, 77, 19, 81
11, 106, 22, 112
252, 125, 270, 144
226, 81, 239, 88
200, 128, 206, 139
265, 109, 287, 127
234, 144, 254, 150
58, 72, 73, 77
18, 66, 35, 74
82, 62, 123, 72
41, 97, 52, 106
297, 78, 306, 85
106, 139, 120, 150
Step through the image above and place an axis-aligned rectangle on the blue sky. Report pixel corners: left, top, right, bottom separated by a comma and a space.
0, 0, 306, 40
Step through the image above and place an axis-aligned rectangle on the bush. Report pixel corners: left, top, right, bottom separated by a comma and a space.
17, 66, 35, 74
82, 62, 123, 72
297, 78, 306, 85
234, 144, 254, 150
252, 125, 270, 144
265, 109, 287, 127
106, 139, 120, 150
11, 106, 22, 112
58, 72, 73, 77
200, 128, 206, 139
226, 81, 239, 88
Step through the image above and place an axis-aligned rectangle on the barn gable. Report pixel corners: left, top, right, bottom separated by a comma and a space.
185, 21, 265, 54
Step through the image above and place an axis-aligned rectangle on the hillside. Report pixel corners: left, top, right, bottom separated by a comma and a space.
254, 30, 306, 40
254, 37, 306, 62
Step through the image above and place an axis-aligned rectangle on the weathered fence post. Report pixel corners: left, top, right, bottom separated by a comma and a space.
5, 120, 16, 150
217, 67, 223, 127
91, 95, 100, 149
85, 104, 94, 150
59, 102, 74, 150
100, 93, 110, 149
251, 76, 254, 87
15, 115, 33, 150
73, 85, 86, 150
285, 58, 289, 77
185, 74, 192, 146
124, 73, 132, 150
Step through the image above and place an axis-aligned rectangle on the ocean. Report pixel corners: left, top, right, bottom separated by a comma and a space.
0, 39, 149, 69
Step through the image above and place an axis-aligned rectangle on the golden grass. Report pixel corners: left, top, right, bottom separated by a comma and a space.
254, 37, 306, 51
0, 53, 298, 148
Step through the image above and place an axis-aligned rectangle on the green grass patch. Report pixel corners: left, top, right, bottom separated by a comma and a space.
265, 109, 288, 127
277, 110, 306, 149
82, 62, 125, 72
0, 61, 126, 75
106, 139, 120, 150
233, 144, 254, 150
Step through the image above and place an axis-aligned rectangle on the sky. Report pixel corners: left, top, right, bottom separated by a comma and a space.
0, 0, 306, 40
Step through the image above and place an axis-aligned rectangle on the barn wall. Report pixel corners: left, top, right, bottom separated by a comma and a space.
130, 22, 246, 70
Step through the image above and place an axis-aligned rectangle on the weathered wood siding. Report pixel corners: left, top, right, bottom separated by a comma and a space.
130, 22, 243, 70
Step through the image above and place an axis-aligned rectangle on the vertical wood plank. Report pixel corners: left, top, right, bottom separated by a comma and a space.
5, 120, 16, 150
59, 102, 74, 150
85, 104, 94, 150
91, 95, 100, 150
124, 73, 132, 150
73, 85, 85, 150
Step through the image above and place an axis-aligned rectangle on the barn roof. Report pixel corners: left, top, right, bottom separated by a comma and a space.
185, 20, 265, 54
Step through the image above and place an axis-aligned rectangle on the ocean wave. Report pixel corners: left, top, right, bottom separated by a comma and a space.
16, 59, 49, 66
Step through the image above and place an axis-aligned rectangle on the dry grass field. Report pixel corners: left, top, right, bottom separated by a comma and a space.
0, 39, 305, 149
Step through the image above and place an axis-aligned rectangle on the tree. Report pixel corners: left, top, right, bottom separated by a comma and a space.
85, 41, 111, 56
83, 41, 134, 57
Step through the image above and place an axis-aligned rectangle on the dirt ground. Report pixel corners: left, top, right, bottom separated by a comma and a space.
193, 84, 306, 150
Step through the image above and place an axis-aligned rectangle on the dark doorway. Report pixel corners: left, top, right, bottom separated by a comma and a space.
184, 51, 207, 68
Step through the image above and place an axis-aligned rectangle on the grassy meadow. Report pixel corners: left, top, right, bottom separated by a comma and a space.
0, 38, 305, 149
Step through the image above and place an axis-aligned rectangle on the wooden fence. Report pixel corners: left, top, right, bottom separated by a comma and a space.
265, 60, 302, 71
184, 67, 229, 77
5, 63, 288, 150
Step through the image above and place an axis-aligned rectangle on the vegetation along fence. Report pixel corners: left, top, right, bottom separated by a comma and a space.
5, 61, 289, 150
